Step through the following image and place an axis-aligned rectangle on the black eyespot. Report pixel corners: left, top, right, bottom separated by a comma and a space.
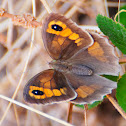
32, 90, 44, 95
52, 24, 63, 31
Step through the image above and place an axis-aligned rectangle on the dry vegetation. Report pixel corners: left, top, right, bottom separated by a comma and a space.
0, 0, 126, 126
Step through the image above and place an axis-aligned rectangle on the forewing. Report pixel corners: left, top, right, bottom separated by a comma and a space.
42, 13, 93, 60
23, 69, 76, 105
65, 73, 117, 104
67, 32, 120, 75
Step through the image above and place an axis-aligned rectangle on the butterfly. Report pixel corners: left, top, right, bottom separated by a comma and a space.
23, 13, 120, 105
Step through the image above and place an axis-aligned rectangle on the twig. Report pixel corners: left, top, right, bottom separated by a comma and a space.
119, 57, 126, 64
0, 95, 73, 126
13, 104, 20, 126
84, 104, 88, 126
67, 102, 73, 123
106, 94, 126, 120
0, 8, 42, 28
114, 9, 126, 22
0, 33, 7, 48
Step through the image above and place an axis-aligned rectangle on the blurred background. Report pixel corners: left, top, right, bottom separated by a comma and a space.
0, 0, 126, 126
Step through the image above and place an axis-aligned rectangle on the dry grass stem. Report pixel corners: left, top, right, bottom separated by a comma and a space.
84, 104, 88, 126
119, 57, 126, 64
106, 94, 126, 120
67, 102, 73, 123
0, 95, 73, 126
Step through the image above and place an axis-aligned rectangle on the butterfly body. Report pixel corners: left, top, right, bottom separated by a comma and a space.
49, 60, 93, 76
23, 13, 120, 105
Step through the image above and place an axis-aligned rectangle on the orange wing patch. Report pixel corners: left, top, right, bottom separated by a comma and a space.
29, 86, 67, 99
75, 38, 83, 46
60, 88, 67, 95
68, 33, 79, 40
46, 20, 83, 47
88, 42, 108, 62
59, 28, 72, 37
53, 89, 62, 96
44, 89, 54, 97
75, 84, 102, 98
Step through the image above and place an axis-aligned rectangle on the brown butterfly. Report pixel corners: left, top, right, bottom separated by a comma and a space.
23, 13, 120, 105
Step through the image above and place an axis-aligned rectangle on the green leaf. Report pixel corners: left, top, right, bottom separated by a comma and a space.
96, 14, 126, 54
75, 104, 84, 109
75, 100, 102, 110
116, 73, 126, 112
116, 5, 126, 28
102, 75, 118, 82
88, 100, 102, 109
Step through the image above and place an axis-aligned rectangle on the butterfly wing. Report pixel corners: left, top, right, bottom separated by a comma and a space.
65, 73, 117, 104
63, 32, 120, 104
67, 32, 120, 75
23, 69, 76, 104
42, 13, 93, 60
